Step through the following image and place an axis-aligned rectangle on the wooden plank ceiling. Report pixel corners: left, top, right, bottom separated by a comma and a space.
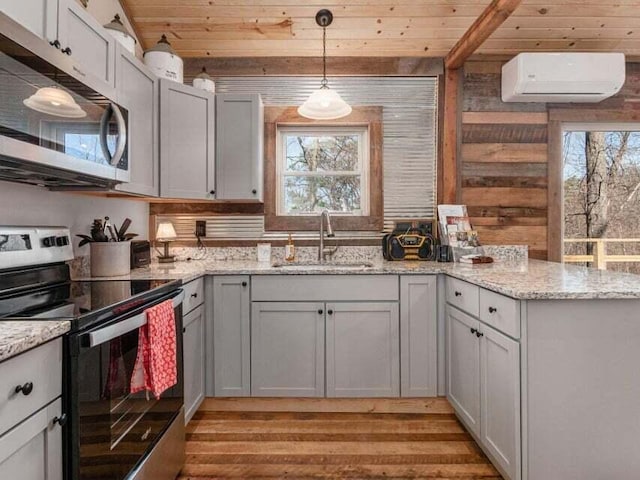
120, 0, 640, 58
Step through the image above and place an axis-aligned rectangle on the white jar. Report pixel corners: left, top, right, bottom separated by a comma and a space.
90, 241, 131, 277
144, 35, 184, 83
192, 67, 215, 93
103, 14, 136, 55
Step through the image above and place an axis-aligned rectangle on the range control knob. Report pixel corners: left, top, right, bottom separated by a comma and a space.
56, 236, 70, 247
42, 236, 57, 248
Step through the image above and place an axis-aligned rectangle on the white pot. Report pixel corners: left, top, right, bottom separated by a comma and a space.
144, 50, 184, 83
90, 241, 131, 277
110, 30, 136, 55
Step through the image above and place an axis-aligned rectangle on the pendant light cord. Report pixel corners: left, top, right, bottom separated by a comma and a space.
321, 26, 328, 88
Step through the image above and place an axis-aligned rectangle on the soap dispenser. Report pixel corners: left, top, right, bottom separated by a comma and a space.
285, 233, 296, 262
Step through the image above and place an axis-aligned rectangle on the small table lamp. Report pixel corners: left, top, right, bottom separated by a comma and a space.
156, 221, 177, 263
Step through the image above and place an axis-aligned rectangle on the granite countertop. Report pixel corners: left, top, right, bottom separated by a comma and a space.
79, 258, 640, 300
0, 320, 70, 363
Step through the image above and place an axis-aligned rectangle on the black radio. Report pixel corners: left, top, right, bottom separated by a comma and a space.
382, 224, 436, 261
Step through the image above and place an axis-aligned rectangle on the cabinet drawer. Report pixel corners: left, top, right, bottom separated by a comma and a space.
0, 339, 62, 435
479, 289, 521, 339
446, 277, 480, 317
252, 275, 399, 302
182, 277, 204, 314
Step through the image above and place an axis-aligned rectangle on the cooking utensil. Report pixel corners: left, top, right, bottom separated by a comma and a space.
107, 225, 118, 242
117, 218, 132, 241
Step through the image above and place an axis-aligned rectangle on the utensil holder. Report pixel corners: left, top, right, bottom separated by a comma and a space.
90, 241, 131, 277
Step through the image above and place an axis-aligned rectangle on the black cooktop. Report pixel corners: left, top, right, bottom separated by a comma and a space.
0, 277, 180, 331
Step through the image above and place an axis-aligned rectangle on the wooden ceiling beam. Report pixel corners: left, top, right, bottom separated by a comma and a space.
445, 0, 522, 70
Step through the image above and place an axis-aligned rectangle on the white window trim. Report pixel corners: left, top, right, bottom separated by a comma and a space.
276, 125, 370, 216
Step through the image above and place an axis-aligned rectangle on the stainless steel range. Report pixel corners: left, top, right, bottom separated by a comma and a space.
0, 226, 185, 480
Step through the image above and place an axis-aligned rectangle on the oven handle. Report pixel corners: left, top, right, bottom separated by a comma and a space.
87, 290, 184, 348
99, 103, 128, 167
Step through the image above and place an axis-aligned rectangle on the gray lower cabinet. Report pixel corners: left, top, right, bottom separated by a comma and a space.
400, 275, 437, 397
326, 302, 400, 398
446, 305, 481, 436
0, 399, 63, 480
251, 302, 324, 397
2, 0, 58, 41
114, 45, 159, 196
183, 304, 206, 423
213, 276, 251, 396
160, 80, 216, 199
215, 94, 264, 201
480, 323, 520, 480
56, 0, 116, 87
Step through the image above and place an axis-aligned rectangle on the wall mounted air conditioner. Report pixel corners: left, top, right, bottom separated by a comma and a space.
501, 52, 626, 103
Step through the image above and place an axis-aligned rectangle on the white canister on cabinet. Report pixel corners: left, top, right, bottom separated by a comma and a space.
144, 34, 184, 83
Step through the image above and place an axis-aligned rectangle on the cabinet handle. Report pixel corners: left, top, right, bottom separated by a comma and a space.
318, 309, 323, 315
470, 327, 477, 335
476, 331, 484, 338
53, 414, 68, 427
191, 292, 198, 298
241, 281, 247, 287
15, 382, 34, 396
327, 309, 334, 315
488, 307, 497, 313
252, 189, 257, 194
49, 39, 61, 49
209, 190, 215, 195
454, 291, 462, 297
62, 47, 72, 55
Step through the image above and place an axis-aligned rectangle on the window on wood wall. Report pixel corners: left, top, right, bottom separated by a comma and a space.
562, 123, 640, 273
264, 106, 384, 232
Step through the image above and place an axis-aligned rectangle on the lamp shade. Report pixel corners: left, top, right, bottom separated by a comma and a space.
298, 87, 352, 120
23, 87, 87, 118
156, 221, 177, 241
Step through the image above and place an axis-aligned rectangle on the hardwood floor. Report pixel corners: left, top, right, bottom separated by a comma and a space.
178, 398, 501, 479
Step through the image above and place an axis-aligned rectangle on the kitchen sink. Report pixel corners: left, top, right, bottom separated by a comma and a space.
271, 262, 375, 270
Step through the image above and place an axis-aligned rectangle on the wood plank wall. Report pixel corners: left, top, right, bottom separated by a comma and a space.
460, 60, 640, 261
461, 60, 549, 260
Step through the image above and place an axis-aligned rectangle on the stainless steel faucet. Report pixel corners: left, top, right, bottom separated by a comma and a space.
318, 209, 337, 262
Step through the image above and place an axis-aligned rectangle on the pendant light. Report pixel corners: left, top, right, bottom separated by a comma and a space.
23, 86, 86, 118
298, 9, 352, 120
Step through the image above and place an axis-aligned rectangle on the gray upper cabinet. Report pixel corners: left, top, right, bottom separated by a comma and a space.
212, 276, 250, 396
215, 94, 264, 201
56, 0, 116, 88
326, 302, 400, 398
400, 275, 438, 397
251, 302, 324, 397
114, 45, 159, 197
160, 80, 216, 199
446, 305, 481, 437
183, 304, 206, 423
0, 399, 63, 480
2, 0, 58, 41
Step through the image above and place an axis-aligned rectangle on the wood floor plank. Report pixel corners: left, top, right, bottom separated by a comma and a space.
179, 398, 501, 479
198, 397, 454, 414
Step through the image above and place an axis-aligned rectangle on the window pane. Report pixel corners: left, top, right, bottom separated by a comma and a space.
284, 175, 361, 214
284, 134, 359, 172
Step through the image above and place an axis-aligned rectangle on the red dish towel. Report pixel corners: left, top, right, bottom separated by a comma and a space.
130, 299, 177, 399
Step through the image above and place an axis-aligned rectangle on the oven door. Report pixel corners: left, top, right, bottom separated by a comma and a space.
65, 290, 184, 480
0, 13, 129, 186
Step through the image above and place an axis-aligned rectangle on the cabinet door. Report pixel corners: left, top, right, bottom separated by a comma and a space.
0, 399, 63, 480
114, 45, 159, 196
326, 302, 399, 398
2, 0, 57, 41
215, 94, 263, 201
251, 302, 324, 397
160, 80, 216, 199
183, 305, 205, 423
213, 276, 250, 396
56, 0, 116, 87
480, 324, 521, 480
446, 305, 481, 436
400, 275, 437, 397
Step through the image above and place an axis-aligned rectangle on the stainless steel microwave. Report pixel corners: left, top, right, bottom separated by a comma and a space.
0, 13, 129, 188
